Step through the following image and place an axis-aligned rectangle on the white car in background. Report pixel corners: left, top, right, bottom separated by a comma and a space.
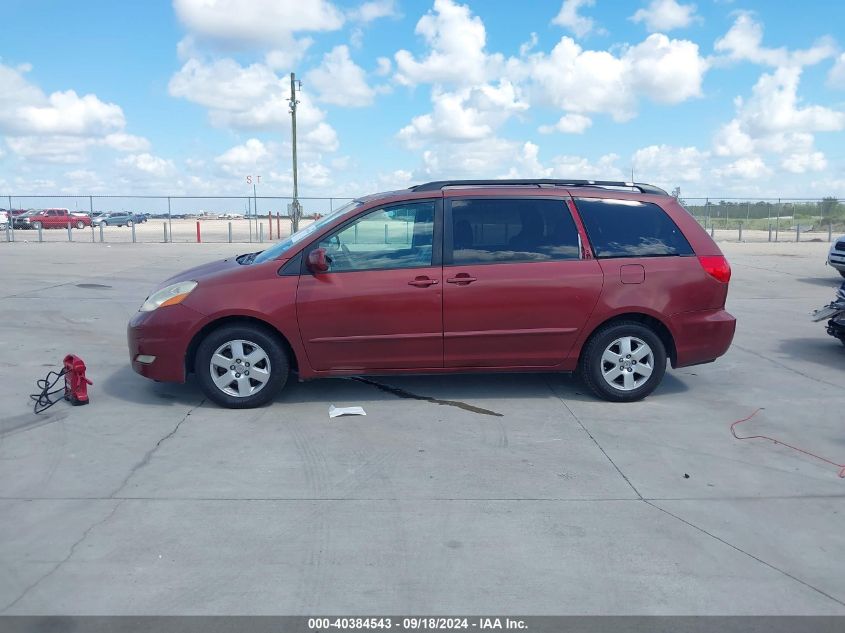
829, 235, 845, 278
0, 210, 8, 230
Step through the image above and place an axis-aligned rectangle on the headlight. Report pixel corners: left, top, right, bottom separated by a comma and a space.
140, 281, 198, 312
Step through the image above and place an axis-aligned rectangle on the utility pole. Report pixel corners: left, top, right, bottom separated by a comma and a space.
289, 72, 302, 232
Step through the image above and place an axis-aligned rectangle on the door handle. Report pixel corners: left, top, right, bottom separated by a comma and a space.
446, 274, 478, 285
408, 276, 439, 287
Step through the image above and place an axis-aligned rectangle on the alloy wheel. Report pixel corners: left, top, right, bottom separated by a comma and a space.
209, 339, 272, 398
600, 336, 654, 392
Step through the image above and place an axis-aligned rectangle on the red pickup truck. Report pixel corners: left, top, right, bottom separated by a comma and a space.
22, 208, 92, 230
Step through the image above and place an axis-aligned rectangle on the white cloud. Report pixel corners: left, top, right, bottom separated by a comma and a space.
526, 33, 706, 121
828, 53, 845, 89
306, 45, 376, 107
375, 57, 392, 76
302, 122, 340, 153
626, 34, 708, 104
215, 138, 273, 175
740, 67, 843, 137
168, 57, 339, 153
264, 42, 314, 72
551, 0, 603, 39
394, 0, 499, 87
714, 12, 835, 68
714, 156, 772, 180
539, 113, 592, 134
714, 66, 844, 162
5, 136, 92, 163
0, 61, 152, 167
103, 132, 151, 152
13, 90, 124, 136
349, 0, 398, 23
397, 81, 528, 147
213, 137, 336, 190
118, 153, 176, 178
172, 0, 344, 48
632, 144, 709, 183
630, 0, 697, 33
781, 149, 827, 174
0, 63, 128, 141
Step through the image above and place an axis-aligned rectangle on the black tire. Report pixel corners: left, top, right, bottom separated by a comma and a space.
32, 221, 42, 230
127, 220, 134, 227
75, 220, 85, 229
580, 321, 667, 402
101, 221, 108, 227
195, 324, 289, 408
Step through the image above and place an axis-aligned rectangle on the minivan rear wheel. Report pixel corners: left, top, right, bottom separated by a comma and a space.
580, 321, 667, 402
195, 324, 289, 408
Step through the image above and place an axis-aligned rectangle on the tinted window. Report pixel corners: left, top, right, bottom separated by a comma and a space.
575, 198, 693, 258
450, 198, 580, 264
316, 201, 434, 272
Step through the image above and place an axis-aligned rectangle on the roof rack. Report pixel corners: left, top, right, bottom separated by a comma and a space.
409, 179, 668, 196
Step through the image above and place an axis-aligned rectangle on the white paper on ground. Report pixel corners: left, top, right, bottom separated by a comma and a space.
329, 405, 367, 418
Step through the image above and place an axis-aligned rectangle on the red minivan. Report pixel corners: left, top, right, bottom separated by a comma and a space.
128, 180, 735, 408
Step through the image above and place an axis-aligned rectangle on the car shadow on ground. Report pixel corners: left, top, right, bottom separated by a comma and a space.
795, 276, 844, 288
102, 364, 690, 410
778, 337, 845, 367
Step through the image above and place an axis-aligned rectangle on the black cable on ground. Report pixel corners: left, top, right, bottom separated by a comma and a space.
29, 368, 68, 414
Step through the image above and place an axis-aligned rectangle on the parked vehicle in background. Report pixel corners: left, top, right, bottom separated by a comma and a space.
134, 213, 149, 223
16, 208, 91, 229
811, 281, 845, 346
93, 212, 135, 227
828, 236, 845, 278
0, 210, 7, 230
129, 178, 736, 409
12, 210, 38, 229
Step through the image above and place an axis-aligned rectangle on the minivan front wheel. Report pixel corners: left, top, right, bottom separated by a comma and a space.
580, 321, 666, 402
195, 324, 289, 408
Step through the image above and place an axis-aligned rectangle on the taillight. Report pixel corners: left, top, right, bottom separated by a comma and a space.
698, 256, 731, 283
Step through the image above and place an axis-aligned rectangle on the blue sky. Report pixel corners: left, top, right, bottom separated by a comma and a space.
1, 0, 844, 199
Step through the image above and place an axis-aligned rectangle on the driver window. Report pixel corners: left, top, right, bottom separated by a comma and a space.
316, 201, 434, 272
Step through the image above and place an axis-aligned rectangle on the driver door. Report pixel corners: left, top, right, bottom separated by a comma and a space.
296, 200, 443, 372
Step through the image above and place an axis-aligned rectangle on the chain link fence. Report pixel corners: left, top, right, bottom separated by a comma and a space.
0, 195, 354, 244
2, 194, 844, 244
682, 197, 845, 243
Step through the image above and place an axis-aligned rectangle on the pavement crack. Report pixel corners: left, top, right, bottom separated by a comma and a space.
349, 377, 503, 417
547, 380, 845, 609
109, 398, 205, 497
0, 499, 124, 613
546, 379, 643, 500
644, 499, 845, 609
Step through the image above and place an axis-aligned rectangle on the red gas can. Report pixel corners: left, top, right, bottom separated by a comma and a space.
63, 354, 92, 406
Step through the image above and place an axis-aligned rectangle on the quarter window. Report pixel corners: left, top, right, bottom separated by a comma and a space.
450, 198, 580, 265
574, 198, 694, 258
316, 201, 435, 272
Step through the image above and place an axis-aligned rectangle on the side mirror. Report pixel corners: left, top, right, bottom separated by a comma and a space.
306, 247, 331, 273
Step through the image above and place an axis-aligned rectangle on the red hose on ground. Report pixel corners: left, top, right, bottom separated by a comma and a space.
730, 408, 845, 478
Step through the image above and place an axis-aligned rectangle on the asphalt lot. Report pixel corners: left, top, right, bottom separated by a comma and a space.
0, 240, 843, 615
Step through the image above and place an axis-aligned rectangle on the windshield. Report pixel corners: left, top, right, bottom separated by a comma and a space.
252, 200, 361, 264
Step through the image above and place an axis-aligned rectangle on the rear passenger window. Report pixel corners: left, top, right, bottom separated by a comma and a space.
574, 198, 693, 258
450, 199, 580, 264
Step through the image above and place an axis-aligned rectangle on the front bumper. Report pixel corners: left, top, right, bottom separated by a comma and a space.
670, 308, 736, 368
828, 252, 845, 271
127, 303, 207, 383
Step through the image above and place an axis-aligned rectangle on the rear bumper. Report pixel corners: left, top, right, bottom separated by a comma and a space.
127, 304, 206, 383
670, 308, 736, 368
